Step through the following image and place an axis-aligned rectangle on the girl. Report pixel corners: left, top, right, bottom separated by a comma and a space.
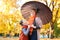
19, 20, 36, 40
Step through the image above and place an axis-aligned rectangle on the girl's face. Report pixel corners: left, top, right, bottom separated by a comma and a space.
22, 20, 29, 25
21, 6, 35, 21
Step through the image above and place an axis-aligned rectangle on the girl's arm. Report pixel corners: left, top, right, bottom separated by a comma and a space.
22, 25, 30, 36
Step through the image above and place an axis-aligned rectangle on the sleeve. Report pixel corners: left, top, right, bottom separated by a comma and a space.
35, 17, 43, 29
22, 28, 30, 36
36, 24, 40, 29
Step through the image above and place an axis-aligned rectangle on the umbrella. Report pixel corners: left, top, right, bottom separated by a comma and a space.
21, 1, 52, 25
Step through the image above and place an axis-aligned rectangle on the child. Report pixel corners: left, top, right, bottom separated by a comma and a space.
19, 20, 30, 40
19, 20, 36, 40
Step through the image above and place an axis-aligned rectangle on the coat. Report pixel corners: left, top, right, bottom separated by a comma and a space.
19, 26, 28, 40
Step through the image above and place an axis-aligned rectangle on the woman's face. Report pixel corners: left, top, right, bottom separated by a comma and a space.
21, 6, 35, 20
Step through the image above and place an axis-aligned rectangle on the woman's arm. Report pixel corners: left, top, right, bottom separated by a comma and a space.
35, 17, 43, 29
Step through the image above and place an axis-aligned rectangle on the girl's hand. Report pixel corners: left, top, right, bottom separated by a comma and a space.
28, 25, 31, 29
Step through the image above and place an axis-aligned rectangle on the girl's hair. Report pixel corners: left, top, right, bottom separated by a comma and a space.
20, 20, 23, 26
21, 1, 52, 14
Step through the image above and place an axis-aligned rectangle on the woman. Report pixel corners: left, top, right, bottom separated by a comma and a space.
21, 1, 43, 40
20, 1, 52, 40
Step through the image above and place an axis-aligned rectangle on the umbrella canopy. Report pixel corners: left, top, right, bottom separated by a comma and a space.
36, 3, 52, 24
21, 1, 52, 25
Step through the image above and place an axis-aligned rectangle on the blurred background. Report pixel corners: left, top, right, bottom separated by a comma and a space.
0, 0, 60, 40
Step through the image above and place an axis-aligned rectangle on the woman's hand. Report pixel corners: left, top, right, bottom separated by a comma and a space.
31, 25, 36, 28
28, 25, 36, 29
